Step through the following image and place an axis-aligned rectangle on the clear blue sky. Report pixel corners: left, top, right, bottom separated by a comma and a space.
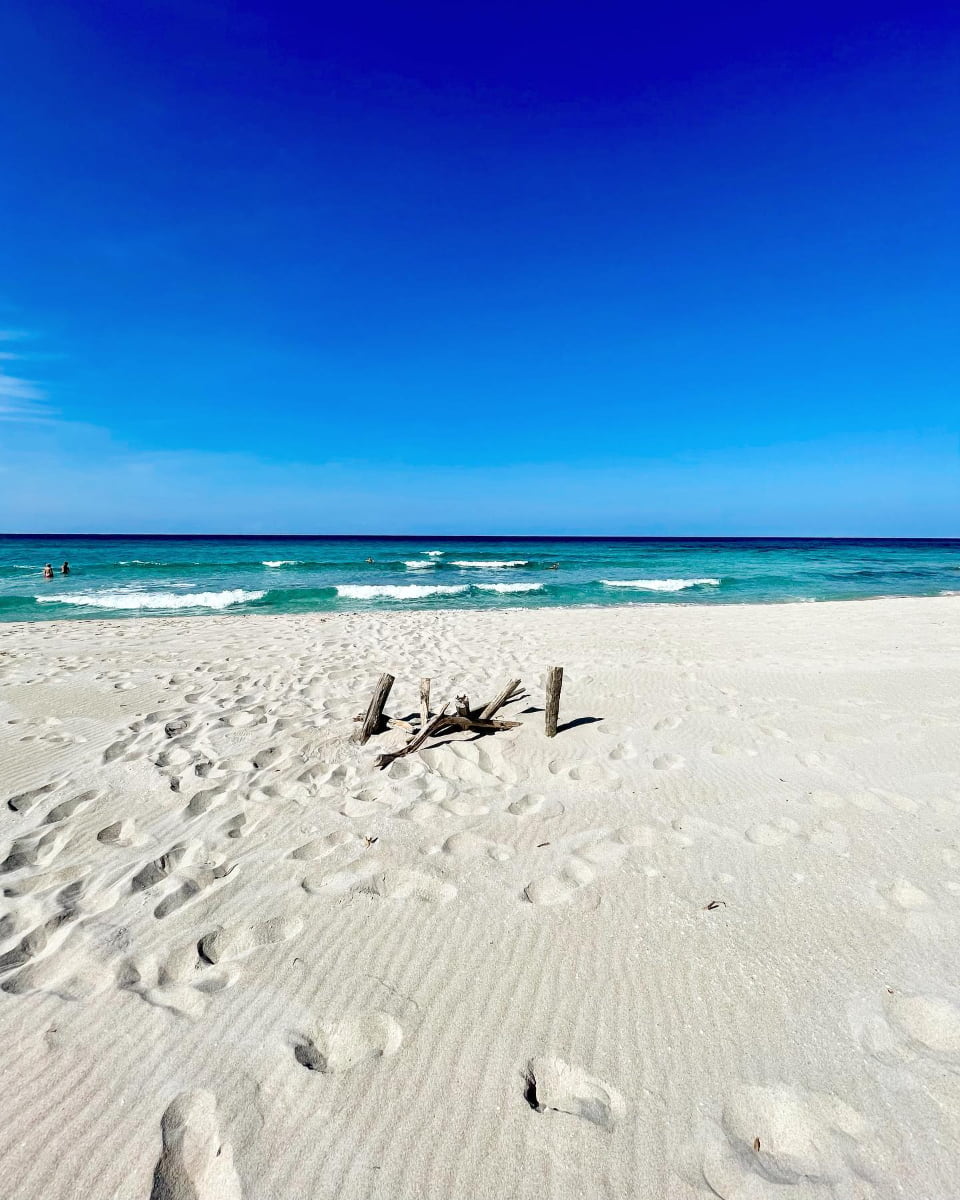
1, 1, 957, 534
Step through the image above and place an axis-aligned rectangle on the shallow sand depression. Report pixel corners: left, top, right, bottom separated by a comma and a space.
1, 597, 959, 1199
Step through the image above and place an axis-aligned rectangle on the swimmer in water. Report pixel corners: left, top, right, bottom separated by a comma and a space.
61, 561, 70, 575
42, 563, 54, 579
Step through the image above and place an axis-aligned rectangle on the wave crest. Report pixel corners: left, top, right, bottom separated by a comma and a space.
475, 582, 543, 593
36, 589, 264, 611
601, 577, 721, 591
336, 584, 469, 600
451, 560, 529, 568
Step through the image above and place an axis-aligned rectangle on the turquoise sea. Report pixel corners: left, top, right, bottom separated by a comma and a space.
1, 536, 958, 622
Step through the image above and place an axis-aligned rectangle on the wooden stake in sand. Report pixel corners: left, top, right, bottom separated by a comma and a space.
455, 693, 471, 718
356, 673, 395, 744
545, 666, 563, 737
419, 677, 431, 726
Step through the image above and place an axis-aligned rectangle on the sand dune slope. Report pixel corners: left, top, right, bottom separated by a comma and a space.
1, 598, 959, 1199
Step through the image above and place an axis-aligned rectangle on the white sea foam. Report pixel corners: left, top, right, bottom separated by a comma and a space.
425, 550, 444, 557
601, 577, 721, 591
475, 582, 543, 593
451, 560, 529, 568
336, 584, 469, 600
36, 589, 264, 610
404, 560, 437, 569
262, 560, 298, 567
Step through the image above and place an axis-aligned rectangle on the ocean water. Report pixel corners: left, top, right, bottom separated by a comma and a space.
1, 536, 958, 622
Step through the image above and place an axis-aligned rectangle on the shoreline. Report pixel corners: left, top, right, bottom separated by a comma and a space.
3, 589, 959, 631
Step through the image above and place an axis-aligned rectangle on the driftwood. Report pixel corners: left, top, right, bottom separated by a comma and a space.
478, 679, 523, 720
442, 714, 521, 732
374, 706, 450, 769
545, 666, 563, 738
356, 673, 395, 744
359, 668, 563, 769
385, 717, 416, 732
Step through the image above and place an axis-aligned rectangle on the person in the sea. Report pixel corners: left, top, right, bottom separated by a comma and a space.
61, 561, 70, 575
548, 562, 560, 570
365, 557, 374, 563
42, 563, 54, 579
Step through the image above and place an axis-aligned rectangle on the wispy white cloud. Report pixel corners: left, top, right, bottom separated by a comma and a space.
0, 332, 56, 422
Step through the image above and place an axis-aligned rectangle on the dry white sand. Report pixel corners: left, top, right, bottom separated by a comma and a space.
1, 597, 959, 1199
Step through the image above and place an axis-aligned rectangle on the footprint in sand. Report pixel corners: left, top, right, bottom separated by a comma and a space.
942, 843, 960, 871
608, 743, 637, 762
150, 1090, 242, 1200
524, 1056, 623, 1131
45, 789, 99, 823
879, 878, 932, 911
6, 781, 59, 815
4, 863, 90, 898
290, 831, 360, 861
294, 1011, 402, 1073
856, 987, 960, 1076
187, 785, 236, 818
524, 860, 595, 905
1, 827, 71, 873
710, 742, 758, 758
121, 940, 236, 1017
223, 812, 256, 839
441, 795, 490, 817
745, 817, 849, 854
0, 912, 72, 979
508, 793, 545, 817
397, 801, 453, 824
199, 916, 303, 964
132, 845, 190, 892
97, 819, 137, 847
439, 832, 513, 862
153, 861, 237, 920
796, 750, 834, 770
849, 789, 922, 815
120, 961, 209, 1019
360, 869, 457, 902
523, 833, 632, 905
653, 753, 685, 771
679, 1083, 888, 1195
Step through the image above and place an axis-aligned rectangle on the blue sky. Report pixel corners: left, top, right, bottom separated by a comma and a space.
1, 0, 957, 534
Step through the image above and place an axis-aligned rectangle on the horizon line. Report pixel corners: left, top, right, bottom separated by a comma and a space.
1, 533, 957, 542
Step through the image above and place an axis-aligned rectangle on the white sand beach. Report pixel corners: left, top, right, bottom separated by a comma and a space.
1, 596, 959, 1199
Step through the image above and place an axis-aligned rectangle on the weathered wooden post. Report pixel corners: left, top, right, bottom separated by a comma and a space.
545, 666, 563, 737
419, 677, 431, 726
356, 673, 395, 744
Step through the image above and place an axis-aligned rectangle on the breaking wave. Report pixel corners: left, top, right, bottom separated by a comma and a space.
36, 589, 264, 611
451, 560, 529, 568
335, 584, 469, 600
600, 578, 721, 591
475, 582, 543, 593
